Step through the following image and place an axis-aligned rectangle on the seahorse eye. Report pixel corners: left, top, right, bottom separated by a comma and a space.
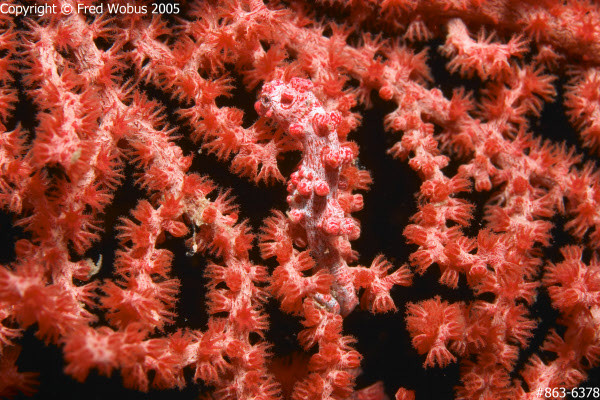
261, 94, 271, 105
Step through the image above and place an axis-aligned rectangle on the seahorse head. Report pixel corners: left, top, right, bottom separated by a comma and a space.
255, 78, 318, 126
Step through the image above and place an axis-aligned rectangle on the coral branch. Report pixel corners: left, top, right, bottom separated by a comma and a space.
1, 1, 600, 399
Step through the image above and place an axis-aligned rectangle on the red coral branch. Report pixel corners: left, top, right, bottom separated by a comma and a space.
1, 1, 600, 399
